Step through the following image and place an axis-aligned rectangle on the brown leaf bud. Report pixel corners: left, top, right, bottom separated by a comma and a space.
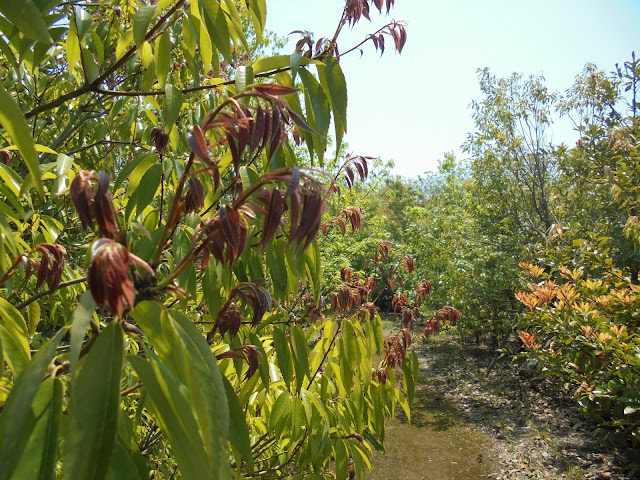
70, 170, 118, 239
150, 125, 170, 154
0, 149, 11, 165
184, 178, 205, 214
87, 239, 153, 319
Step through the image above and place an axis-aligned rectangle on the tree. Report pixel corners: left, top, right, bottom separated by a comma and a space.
0, 2, 434, 479
465, 68, 559, 244
516, 53, 640, 443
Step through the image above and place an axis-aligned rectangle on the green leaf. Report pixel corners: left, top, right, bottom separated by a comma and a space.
81, 47, 99, 82
164, 83, 184, 130
270, 390, 292, 437
246, 0, 266, 45
10, 377, 63, 480
134, 163, 162, 215
0, 84, 45, 198
0, 327, 68, 480
116, 30, 133, 60
74, 6, 92, 39
290, 50, 302, 83
234, 65, 254, 94
0, 297, 31, 376
27, 300, 40, 336
401, 358, 415, 407
266, 241, 288, 301
290, 325, 310, 389
155, 32, 171, 90
334, 439, 349, 480
130, 302, 231, 479
317, 57, 348, 156
222, 376, 253, 471
69, 291, 96, 384
63, 322, 124, 480
128, 353, 212, 480
252, 55, 322, 74
300, 68, 330, 164
115, 153, 157, 191
106, 442, 143, 480
55, 153, 73, 176
65, 20, 82, 84
0, 0, 52, 44
139, 40, 153, 69
133, 5, 157, 49
272, 327, 293, 388
198, 0, 231, 63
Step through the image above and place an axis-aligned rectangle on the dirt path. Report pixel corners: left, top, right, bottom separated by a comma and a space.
373, 332, 638, 480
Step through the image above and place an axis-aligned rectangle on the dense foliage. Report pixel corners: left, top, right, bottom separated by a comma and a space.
333, 54, 640, 445
0, 1, 448, 479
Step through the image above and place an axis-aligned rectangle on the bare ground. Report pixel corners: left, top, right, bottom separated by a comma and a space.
412, 332, 639, 480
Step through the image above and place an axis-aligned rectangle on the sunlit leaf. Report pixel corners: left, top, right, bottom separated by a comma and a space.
0, 327, 68, 480
133, 5, 157, 49
0, 0, 52, 44
0, 84, 45, 198
63, 322, 124, 480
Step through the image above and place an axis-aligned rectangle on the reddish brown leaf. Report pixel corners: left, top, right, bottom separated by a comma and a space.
250, 83, 298, 96
261, 189, 283, 249
188, 125, 210, 161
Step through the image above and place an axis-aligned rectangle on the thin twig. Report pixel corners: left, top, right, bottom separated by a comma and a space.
16, 277, 87, 310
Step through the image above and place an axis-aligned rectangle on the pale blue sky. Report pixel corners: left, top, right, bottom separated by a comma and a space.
265, 1, 639, 177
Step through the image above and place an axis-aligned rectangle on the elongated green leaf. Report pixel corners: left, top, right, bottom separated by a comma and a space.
401, 358, 415, 407
74, 6, 92, 39
133, 5, 157, 49
81, 46, 99, 82
0, 84, 45, 198
272, 327, 293, 388
290, 50, 302, 83
106, 442, 143, 480
270, 390, 292, 438
300, 68, 330, 163
27, 300, 40, 336
164, 83, 184, 130
115, 153, 157, 191
0, 0, 52, 44
134, 163, 162, 215
290, 325, 310, 388
130, 302, 231, 479
334, 439, 349, 480
198, 0, 231, 63
128, 353, 212, 480
252, 55, 322, 75
63, 322, 124, 480
222, 376, 253, 471
0, 327, 68, 480
317, 57, 348, 155
11, 377, 63, 480
234, 65, 254, 94
300, 69, 330, 137
222, 0, 250, 55
266, 242, 288, 301
246, 0, 266, 45
0, 297, 30, 376
155, 32, 171, 89
69, 291, 96, 383
0, 34, 18, 71
4, 144, 58, 154
55, 153, 73, 176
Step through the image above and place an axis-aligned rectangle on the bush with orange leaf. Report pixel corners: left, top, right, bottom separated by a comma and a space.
516, 248, 640, 442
